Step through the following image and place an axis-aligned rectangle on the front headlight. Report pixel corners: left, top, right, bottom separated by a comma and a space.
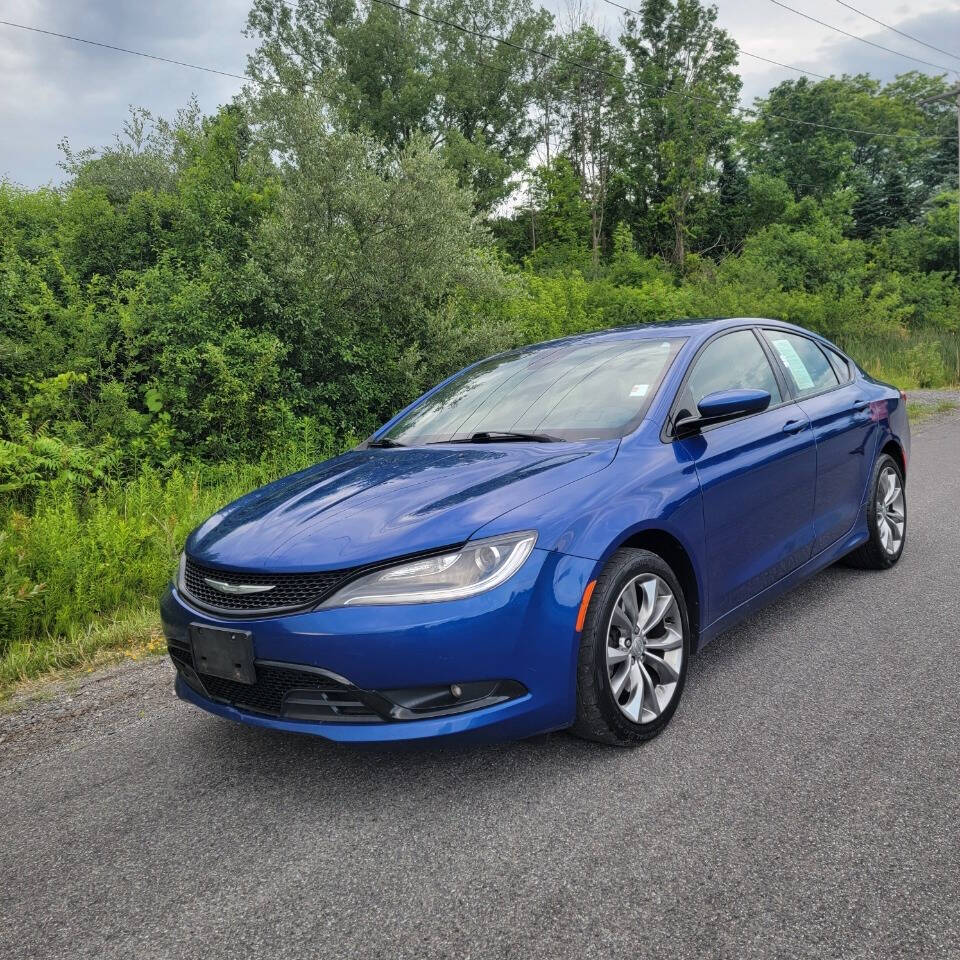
321, 531, 538, 607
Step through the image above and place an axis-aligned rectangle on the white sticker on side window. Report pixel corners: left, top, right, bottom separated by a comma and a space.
772, 338, 814, 390
629, 384, 649, 398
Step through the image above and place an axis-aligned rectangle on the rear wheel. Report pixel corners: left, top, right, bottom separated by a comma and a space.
570, 548, 690, 745
842, 452, 906, 570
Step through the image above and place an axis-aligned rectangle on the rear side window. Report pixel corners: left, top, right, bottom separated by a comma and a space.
677, 329, 782, 420
766, 331, 838, 397
823, 345, 853, 383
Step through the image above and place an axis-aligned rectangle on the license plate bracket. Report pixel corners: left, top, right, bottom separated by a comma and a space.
189, 624, 256, 685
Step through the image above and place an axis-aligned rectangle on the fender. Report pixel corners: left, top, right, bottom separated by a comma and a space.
475, 419, 707, 649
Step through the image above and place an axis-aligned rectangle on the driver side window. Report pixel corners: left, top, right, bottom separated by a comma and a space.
676, 330, 782, 422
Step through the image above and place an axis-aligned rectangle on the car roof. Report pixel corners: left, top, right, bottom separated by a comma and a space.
520, 317, 818, 352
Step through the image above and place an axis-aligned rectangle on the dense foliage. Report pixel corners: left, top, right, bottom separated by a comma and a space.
1, 0, 958, 685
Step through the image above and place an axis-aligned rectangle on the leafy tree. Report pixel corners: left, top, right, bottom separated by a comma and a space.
58, 102, 204, 205
247, 83, 506, 433
246, 0, 554, 209
615, 0, 741, 266
745, 74, 958, 237
744, 78, 855, 199
526, 155, 591, 270
544, 22, 626, 267
712, 166, 794, 253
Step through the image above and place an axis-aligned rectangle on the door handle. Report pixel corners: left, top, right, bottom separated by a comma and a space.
782, 419, 806, 435
853, 401, 870, 413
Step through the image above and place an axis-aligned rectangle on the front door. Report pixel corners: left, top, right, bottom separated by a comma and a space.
674, 329, 818, 625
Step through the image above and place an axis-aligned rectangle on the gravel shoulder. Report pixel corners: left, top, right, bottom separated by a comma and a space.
905, 387, 960, 404
0, 658, 174, 776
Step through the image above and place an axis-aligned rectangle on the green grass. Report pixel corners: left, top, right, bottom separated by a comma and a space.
0, 606, 166, 702
842, 329, 960, 389
0, 467, 230, 695
907, 399, 958, 425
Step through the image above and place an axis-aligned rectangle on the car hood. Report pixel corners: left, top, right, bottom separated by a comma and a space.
186, 442, 618, 571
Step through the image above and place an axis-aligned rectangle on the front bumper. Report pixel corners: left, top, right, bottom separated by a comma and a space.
160, 547, 595, 745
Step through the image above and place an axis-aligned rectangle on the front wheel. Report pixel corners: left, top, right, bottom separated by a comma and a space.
842, 452, 906, 570
570, 548, 690, 746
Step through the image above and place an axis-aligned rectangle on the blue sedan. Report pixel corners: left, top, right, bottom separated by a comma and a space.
161, 317, 909, 746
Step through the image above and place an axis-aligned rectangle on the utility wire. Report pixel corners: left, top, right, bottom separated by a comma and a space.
599, 0, 952, 140
735, 50, 828, 81
763, 0, 956, 74
602, 0, 829, 81
832, 1, 960, 66
2, 6, 954, 145
0, 18, 250, 82
356, 0, 954, 141
0, 13, 929, 219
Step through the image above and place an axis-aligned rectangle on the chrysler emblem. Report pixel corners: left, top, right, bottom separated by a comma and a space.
203, 578, 276, 595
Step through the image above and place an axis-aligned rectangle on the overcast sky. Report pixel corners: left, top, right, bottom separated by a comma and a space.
2, 0, 958, 186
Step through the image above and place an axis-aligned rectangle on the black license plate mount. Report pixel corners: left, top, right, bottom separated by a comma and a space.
189, 624, 256, 685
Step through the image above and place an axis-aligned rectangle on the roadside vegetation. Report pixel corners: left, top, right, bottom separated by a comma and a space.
2, 0, 958, 691
907, 399, 959, 425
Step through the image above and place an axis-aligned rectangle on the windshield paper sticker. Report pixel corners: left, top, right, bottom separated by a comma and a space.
772, 338, 814, 390
629, 384, 649, 398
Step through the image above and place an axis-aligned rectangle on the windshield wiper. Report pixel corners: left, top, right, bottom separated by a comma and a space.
367, 437, 406, 448
442, 430, 563, 444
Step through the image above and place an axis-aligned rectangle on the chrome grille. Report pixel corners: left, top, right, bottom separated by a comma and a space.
181, 557, 354, 614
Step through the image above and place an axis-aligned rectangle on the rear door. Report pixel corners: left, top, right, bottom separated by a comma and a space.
672, 328, 818, 625
761, 330, 878, 553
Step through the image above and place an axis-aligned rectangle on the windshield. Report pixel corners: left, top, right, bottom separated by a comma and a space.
382, 337, 685, 444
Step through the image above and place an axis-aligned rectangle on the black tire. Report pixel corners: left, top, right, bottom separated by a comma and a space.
842, 452, 906, 570
570, 548, 691, 746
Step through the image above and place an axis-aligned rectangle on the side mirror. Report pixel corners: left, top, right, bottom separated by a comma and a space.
675, 388, 771, 436
697, 388, 771, 419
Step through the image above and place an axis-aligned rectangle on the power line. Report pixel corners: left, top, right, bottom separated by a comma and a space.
0, 18, 250, 82
736, 50, 828, 81
597, 0, 953, 141
832, 1, 960, 66
1, 12, 944, 217
3, 6, 955, 146
602, 0, 829, 81
763, 0, 956, 74
2, 15, 934, 222
357, 0, 954, 142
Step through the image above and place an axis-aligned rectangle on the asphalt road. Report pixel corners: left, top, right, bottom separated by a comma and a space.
3, 410, 959, 960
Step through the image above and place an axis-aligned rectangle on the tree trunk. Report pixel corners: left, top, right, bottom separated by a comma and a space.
672, 204, 686, 268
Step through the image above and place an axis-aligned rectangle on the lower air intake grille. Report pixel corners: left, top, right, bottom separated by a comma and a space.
168, 644, 377, 721
181, 557, 355, 614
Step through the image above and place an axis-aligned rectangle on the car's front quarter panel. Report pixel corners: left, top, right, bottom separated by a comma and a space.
475, 422, 706, 633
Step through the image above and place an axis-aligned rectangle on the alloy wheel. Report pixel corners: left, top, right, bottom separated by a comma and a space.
876, 465, 905, 555
605, 574, 684, 724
